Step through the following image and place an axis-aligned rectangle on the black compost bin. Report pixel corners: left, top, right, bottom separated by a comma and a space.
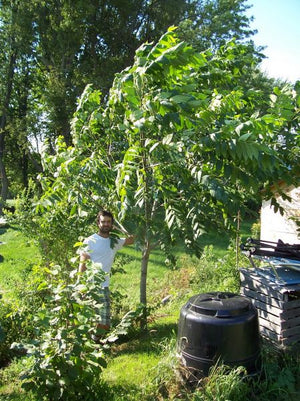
177, 292, 261, 379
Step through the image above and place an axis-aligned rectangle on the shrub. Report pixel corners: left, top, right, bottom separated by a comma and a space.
191, 244, 242, 294
0, 298, 17, 366
12, 262, 110, 400
250, 221, 261, 239
250, 343, 300, 401
0, 296, 31, 367
9, 181, 95, 268
0, 262, 62, 367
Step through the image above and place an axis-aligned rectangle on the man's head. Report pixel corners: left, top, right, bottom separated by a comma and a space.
97, 210, 114, 237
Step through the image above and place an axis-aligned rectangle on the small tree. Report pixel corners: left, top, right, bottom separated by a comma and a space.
18, 29, 300, 329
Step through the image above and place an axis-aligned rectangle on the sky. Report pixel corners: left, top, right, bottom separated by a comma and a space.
246, 0, 300, 83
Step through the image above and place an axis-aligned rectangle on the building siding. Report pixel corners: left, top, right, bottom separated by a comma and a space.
260, 186, 300, 244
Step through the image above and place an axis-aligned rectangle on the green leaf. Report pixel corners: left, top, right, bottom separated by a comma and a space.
162, 134, 173, 145
149, 142, 159, 153
69, 204, 77, 216
238, 132, 252, 141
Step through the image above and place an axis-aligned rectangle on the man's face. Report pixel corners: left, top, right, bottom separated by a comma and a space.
98, 215, 113, 234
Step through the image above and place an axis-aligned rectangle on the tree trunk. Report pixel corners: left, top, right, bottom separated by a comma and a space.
0, 26, 17, 211
0, 149, 9, 208
18, 66, 30, 188
0, 131, 9, 212
140, 239, 151, 330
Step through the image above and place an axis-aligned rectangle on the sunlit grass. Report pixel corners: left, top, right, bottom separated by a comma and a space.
103, 351, 160, 386
0, 227, 41, 301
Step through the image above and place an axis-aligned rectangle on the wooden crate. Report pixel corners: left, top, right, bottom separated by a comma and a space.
239, 268, 300, 347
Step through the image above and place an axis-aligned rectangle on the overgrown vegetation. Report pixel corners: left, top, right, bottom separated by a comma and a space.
0, 224, 299, 400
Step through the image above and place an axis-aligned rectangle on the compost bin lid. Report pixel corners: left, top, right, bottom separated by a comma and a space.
187, 292, 252, 317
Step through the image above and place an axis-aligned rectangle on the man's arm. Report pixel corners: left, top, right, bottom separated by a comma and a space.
79, 251, 91, 272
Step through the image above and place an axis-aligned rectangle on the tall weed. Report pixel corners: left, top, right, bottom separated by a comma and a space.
151, 337, 183, 399
250, 343, 300, 401
192, 365, 250, 401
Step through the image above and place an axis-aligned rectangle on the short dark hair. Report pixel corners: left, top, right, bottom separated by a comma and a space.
97, 210, 114, 224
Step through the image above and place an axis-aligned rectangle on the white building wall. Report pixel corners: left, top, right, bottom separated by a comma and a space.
260, 186, 300, 244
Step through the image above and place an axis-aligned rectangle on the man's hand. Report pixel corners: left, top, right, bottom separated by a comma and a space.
79, 252, 90, 272
124, 235, 134, 246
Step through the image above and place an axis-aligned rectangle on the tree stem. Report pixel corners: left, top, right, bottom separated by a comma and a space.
140, 239, 150, 330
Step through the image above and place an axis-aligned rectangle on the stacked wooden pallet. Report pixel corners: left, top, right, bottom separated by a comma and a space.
239, 268, 300, 347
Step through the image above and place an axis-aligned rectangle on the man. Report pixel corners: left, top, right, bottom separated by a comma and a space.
79, 210, 134, 332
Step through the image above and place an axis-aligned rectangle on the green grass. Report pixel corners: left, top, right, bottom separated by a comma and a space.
0, 227, 41, 301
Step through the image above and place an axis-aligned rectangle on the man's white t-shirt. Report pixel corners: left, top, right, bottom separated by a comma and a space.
83, 234, 125, 287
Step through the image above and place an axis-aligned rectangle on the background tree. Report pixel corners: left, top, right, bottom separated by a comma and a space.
16, 29, 300, 329
0, 0, 36, 205
1, 0, 266, 203
178, 0, 255, 51
31, 0, 259, 146
29, 0, 194, 147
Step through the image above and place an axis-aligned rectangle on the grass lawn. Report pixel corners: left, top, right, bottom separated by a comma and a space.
0, 226, 41, 302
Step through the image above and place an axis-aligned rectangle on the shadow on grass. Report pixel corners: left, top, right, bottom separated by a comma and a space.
99, 381, 148, 401
0, 226, 15, 236
110, 322, 178, 357
0, 390, 34, 401
0, 227, 9, 265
